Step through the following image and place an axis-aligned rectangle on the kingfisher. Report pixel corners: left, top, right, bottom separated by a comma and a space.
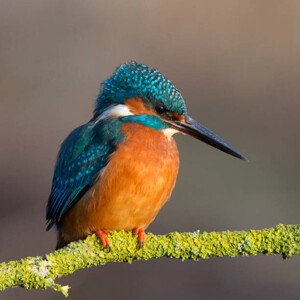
46, 62, 246, 249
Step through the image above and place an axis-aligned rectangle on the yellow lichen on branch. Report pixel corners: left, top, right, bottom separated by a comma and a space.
0, 224, 299, 297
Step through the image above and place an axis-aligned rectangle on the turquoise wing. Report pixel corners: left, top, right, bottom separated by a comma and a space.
46, 123, 115, 229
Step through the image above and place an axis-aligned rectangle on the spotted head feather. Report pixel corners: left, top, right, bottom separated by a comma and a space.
94, 61, 187, 117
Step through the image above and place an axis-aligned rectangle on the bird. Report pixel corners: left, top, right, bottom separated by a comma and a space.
46, 61, 246, 249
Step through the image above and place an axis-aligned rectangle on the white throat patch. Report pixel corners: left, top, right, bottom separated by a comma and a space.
162, 128, 179, 141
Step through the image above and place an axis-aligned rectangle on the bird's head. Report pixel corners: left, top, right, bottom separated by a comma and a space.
95, 61, 246, 160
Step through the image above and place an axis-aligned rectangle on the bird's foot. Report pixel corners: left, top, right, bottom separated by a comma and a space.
133, 228, 145, 247
95, 229, 110, 248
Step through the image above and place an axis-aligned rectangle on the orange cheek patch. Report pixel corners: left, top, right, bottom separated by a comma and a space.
124, 98, 185, 122
125, 98, 155, 115
170, 113, 185, 122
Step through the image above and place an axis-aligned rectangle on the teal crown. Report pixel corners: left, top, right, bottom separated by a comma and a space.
94, 61, 187, 116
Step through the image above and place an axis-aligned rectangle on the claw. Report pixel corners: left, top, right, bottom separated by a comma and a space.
133, 228, 145, 247
95, 229, 110, 247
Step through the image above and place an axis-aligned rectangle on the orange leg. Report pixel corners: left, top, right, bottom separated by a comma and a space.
133, 228, 146, 247
95, 229, 110, 247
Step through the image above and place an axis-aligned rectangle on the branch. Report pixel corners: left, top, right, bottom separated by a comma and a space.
1, 224, 299, 297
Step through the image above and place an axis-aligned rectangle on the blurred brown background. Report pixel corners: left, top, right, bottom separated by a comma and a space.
1, 1, 300, 299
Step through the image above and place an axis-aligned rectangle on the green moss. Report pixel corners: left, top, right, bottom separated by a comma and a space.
0, 224, 299, 297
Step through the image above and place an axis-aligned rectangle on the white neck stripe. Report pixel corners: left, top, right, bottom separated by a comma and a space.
95, 104, 133, 123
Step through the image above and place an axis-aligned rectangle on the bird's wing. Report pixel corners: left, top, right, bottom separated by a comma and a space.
46, 123, 115, 229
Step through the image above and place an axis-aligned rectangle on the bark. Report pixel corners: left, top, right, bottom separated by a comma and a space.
0, 224, 299, 297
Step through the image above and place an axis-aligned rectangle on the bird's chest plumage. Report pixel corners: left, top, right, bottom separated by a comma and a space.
63, 123, 179, 237
92, 123, 179, 230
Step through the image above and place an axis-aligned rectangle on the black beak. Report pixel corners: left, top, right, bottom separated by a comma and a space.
170, 116, 247, 160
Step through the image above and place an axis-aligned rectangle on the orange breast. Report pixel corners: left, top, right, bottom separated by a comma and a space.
59, 123, 179, 244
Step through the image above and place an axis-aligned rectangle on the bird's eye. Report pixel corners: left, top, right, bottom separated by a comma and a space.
155, 105, 167, 115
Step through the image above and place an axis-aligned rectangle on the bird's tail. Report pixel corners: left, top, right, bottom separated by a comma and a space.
56, 231, 69, 250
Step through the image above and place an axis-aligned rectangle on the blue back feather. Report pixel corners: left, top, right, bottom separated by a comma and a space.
46, 121, 121, 228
